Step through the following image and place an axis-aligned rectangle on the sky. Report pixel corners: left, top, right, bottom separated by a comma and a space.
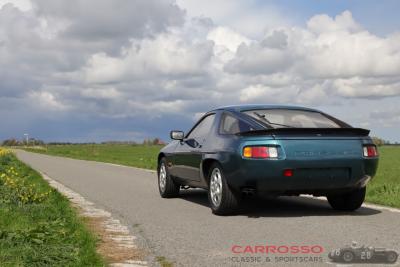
0, 0, 400, 143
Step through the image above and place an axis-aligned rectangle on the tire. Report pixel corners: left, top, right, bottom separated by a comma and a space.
158, 158, 180, 198
327, 187, 366, 211
207, 163, 240, 215
342, 251, 354, 263
386, 251, 398, 263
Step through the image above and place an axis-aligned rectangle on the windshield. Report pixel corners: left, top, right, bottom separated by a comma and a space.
243, 109, 341, 129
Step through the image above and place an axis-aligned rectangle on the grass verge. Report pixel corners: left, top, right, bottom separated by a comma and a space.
0, 148, 104, 266
23, 144, 400, 209
366, 146, 400, 208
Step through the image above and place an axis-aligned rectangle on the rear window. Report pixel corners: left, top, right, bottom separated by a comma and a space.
243, 109, 341, 128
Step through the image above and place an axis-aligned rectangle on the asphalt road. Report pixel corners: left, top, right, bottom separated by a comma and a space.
16, 150, 400, 267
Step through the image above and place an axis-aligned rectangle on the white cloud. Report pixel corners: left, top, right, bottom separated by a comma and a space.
1, 1, 400, 141
28, 91, 68, 111
81, 87, 121, 99
225, 41, 292, 75
223, 11, 400, 101
332, 77, 400, 98
0, 0, 32, 11
307, 11, 361, 34
84, 33, 214, 84
207, 26, 250, 52
370, 109, 400, 127
176, 0, 290, 37
32, 0, 184, 41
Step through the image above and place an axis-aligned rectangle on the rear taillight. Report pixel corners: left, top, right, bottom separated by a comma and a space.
243, 146, 278, 159
363, 145, 378, 157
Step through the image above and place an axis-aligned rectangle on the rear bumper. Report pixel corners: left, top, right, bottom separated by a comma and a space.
224, 157, 378, 195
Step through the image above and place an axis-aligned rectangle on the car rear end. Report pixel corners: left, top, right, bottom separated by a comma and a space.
225, 108, 379, 196
228, 131, 378, 195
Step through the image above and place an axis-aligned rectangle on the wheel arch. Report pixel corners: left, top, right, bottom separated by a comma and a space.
157, 152, 166, 172
201, 158, 220, 187
158, 152, 165, 163
201, 152, 236, 187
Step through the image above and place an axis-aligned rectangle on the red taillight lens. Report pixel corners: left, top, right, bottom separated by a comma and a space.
243, 146, 278, 159
363, 145, 378, 157
252, 147, 268, 158
283, 169, 293, 177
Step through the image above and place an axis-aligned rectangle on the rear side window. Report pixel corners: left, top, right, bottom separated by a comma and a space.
187, 114, 216, 139
220, 114, 253, 134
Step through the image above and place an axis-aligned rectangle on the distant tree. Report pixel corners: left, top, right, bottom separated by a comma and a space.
142, 138, 164, 145
2, 138, 44, 146
2, 138, 19, 146
30, 138, 45, 146
371, 136, 387, 146
101, 141, 137, 145
142, 139, 150, 145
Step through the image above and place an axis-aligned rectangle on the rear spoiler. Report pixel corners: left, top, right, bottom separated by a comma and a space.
237, 128, 370, 137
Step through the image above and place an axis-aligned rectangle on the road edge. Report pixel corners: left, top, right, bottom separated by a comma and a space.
40, 171, 149, 267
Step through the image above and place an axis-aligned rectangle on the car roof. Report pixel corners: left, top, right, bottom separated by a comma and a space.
211, 104, 319, 113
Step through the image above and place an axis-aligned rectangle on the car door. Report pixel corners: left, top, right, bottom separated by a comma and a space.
173, 113, 216, 181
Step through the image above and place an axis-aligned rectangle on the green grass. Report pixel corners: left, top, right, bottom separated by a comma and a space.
156, 256, 174, 267
25, 144, 162, 170
0, 150, 105, 266
24, 144, 400, 208
366, 146, 400, 208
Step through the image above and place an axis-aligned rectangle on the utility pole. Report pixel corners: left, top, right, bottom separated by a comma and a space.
24, 133, 29, 146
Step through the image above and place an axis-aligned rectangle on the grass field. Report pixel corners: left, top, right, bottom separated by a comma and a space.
26, 144, 162, 170
365, 146, 400, 208
0, 148, 104, 266
24, 144, 400, 208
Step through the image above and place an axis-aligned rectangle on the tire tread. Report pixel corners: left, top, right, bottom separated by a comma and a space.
208, 163, 240, 215
327, 187, 366, 211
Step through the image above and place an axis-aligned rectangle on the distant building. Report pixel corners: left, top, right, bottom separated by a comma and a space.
156, 139, 166, 145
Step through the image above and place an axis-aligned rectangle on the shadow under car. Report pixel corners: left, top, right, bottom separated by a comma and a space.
179, 189, 382, 218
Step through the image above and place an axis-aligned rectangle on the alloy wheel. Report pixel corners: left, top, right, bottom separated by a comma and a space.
210, 168, 223, 207
159, 163, 167, 192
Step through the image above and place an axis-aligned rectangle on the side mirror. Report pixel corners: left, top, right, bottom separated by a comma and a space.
170, 130, 184, 140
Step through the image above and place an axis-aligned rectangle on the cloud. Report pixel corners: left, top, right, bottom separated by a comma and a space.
307, 11, 361, 34
0, 1, 400, 142
225, 37, 292, 75
370, 109, 400, 127
32, 0, 184, 41
84, 33, 214, 83
0, 0, 31, 11
225, 11, 400, 101
332, 77, 400, 98
207, 26, 250, 53
28, 91, 69, 111
81, 87, 121, 100
176, 0, 290, 37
